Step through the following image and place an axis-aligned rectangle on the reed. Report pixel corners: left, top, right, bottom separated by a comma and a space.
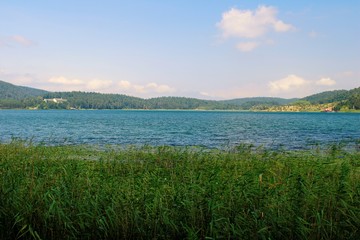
0, 141, 359, 239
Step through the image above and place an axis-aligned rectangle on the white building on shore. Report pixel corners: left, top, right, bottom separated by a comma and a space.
43, 98, 67, 103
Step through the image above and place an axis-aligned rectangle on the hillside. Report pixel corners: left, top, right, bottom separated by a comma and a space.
301, 90, 349, 104
0, 80, 240, 110
42, 92, 240, 110
221, 97, 298, 110
42, 91, 145, 109
0, 80, 48, 109
334, 87, 360, 110
147, 96, 237, 110
0, 80, 48, 100
266, 87, 360, 112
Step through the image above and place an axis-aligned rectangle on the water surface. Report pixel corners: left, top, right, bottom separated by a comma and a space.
1, 110, 359, 149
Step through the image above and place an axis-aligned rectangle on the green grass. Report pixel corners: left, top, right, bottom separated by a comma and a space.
1, 142, 359, 239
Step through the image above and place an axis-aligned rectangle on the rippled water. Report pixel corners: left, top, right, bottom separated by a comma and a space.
0, 110, 359, 149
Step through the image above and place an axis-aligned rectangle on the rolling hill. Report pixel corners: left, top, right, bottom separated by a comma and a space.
301, 90, 349, 104
221, 97, 298, 110
0, 80, 240, 110
0, 80, 48, 100
266, 87, 360, 111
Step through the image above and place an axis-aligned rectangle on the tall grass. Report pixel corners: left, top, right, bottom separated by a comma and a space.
0, 142, 359, 239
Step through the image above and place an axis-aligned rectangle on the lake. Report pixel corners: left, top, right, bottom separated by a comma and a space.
0, 110, 359, 149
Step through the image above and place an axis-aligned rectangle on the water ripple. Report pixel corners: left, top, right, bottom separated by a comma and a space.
0, 110, 359, 150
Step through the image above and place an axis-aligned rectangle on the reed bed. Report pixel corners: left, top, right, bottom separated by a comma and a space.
0, 142, 359, 239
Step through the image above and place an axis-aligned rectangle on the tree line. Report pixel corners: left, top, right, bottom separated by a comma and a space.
1, 79, 359, 110
1, 92, 239, 110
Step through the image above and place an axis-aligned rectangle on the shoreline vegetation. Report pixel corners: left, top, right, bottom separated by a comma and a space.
1, 108, 360, 113
1, 142, 359, 239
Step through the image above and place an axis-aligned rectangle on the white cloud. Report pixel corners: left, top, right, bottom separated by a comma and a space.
316, 78, 336, 86
268, 75, 339, 97
49, 76, 84, 85
1, 71, 177, 97
132, 82, 175, 94
217, 5, 294, 39
217, 6, 293, 52
118, 80, 131, 89
200, 92, 210, 97
49, 77, 112, 90
133, 84, 145, 93
87, 79, 113, 90
269, 75, 310, 93
218, 8, 265, 39
147, 83, 175, 93
273, 21, 292, 32
47, 76, 114, 92
45, 76, 176, 96
236, 41, 259, 52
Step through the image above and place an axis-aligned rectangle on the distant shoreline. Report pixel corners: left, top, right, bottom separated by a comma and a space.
1, 107, 360, 113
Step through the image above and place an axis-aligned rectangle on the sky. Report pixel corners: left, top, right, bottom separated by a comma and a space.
0, 0, 359, 99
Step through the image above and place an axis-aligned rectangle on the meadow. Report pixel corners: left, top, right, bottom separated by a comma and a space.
1, 142, 359, 239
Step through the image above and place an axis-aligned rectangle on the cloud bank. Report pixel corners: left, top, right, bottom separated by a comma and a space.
269, 75, 310, 92
269, 75, 336, 96
217, 5, 294, 52
48, 77, 112, 91
119, 81, 175, 94
316, 78, 336, 86
46, 76, 175, 97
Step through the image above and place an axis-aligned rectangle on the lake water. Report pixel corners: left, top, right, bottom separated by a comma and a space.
0, 110, 359, 149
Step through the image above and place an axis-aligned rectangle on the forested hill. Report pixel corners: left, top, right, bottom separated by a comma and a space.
265, 87, 360, 111
221, 97, 298, 110
0, 80, 48, 100
43, 92, 145, 109
0, 80, 239, 109
147, 97, 236, 110
42, 92, 240, 110
301, 90, 349, 104
299, 87, 360, 110
331, 87, 360, 110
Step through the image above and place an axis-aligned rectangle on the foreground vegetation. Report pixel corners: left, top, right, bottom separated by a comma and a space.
1, 142, 359, 239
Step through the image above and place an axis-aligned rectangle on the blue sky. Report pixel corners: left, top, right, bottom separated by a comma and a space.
0, 0, 359, 99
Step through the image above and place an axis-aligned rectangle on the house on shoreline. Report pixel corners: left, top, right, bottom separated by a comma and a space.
43, 98, 67, 103
322, 106, 334, 112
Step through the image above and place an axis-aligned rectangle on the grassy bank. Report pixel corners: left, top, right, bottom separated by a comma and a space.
1, 142, 359, 239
